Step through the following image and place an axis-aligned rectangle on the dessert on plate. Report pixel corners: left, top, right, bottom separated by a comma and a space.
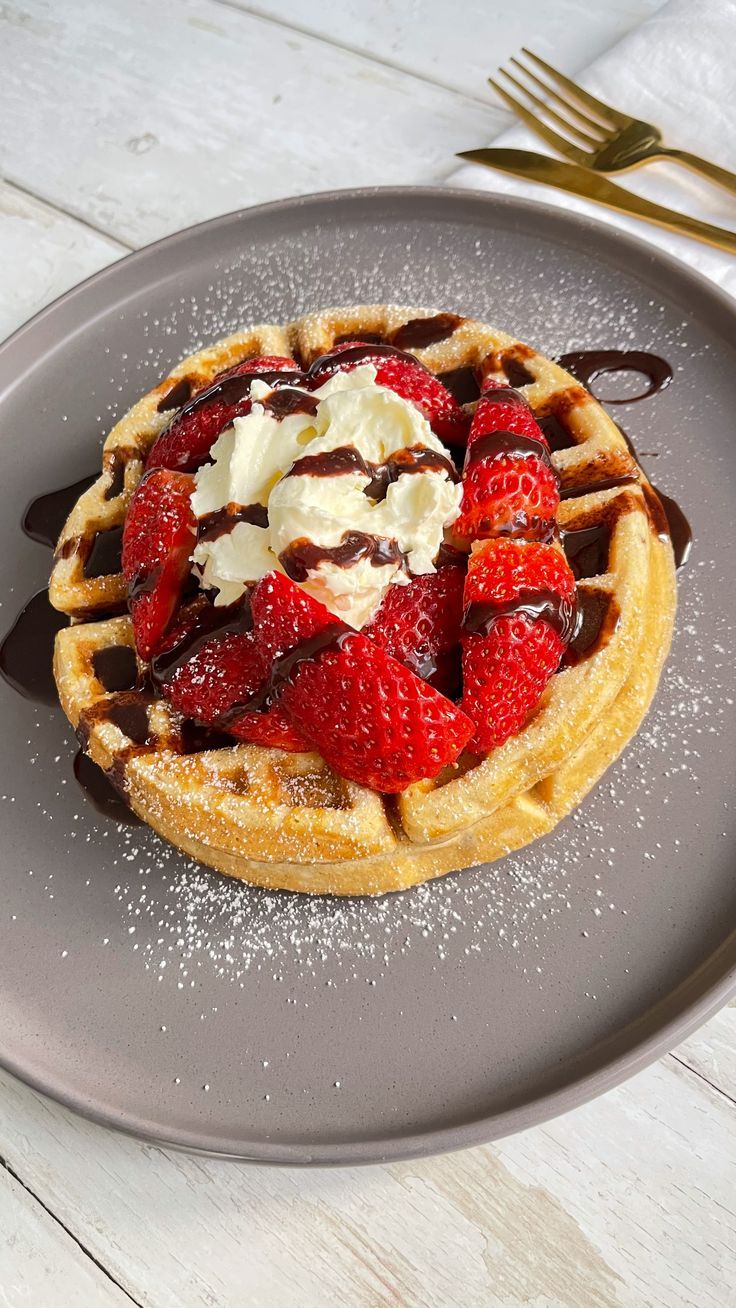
49, 305, 676, 895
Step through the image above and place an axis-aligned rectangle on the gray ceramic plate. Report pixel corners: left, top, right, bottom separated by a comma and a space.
0, 187, 734, 1164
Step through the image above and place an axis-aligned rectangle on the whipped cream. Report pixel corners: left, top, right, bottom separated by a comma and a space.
191, 365, 462, 627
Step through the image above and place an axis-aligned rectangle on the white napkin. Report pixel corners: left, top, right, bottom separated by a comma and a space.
449, 0, 736, 297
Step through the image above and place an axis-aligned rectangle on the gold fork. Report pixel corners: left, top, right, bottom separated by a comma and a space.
490, 48, 736, 199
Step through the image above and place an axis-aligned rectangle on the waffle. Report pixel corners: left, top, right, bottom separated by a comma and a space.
50, 306, 676, 895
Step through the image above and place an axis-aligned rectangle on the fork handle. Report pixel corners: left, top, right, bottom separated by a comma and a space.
657, 148, 736, 199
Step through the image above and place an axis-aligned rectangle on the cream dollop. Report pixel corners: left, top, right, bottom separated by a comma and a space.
190, 365, 462, 627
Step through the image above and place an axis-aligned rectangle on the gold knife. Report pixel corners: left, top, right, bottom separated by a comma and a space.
457, 149, 736, 255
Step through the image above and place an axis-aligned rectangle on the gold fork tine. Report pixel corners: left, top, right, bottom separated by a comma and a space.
488, 78, 590, 161
499, 68, 603, 149
521, 48, 630, 130
509, 56, 614, 139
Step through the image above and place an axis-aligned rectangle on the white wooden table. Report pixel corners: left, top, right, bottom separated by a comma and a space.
1, 3, 734, 1305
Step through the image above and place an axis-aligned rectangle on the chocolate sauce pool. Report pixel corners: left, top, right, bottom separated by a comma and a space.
558, 348, 691, 568
0, 339, 691, 823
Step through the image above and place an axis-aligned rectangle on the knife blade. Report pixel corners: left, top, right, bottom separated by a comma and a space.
457, 149, 736, 255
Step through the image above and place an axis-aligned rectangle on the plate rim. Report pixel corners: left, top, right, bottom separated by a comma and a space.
1, 184, 734, 1164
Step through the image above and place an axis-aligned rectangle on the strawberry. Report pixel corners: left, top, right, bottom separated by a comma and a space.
460, 538, 577, 751
250, 571, 473, 792
454, 386, 559, 542
227, 703, 309, 752
307, 341, 470, 443
152, 600, 309, 751
146, 355, 300, 473
364, 567, 465, 694
121, 469, 197, 660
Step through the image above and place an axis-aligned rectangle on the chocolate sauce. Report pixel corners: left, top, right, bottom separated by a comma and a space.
0, 589, 67, 704
465, 430, 554, 471
390, 313, 464, 351
92, 644, 138, 692
334, 332, 386, 346
559, 472, 639, 500
537, 413, 577, 453
438, 366, 481, 405
279, 533, 404, 583
565, 591, 619, 664
103, 448, 136, 501
84, 525, 124, 578
558, 349, 673, 404
364, 448, 459, 500
176, 367, 303, 420
225, 623, 349, 720
307, 341, 431, 380
648, 486, 692, 569
55, 536, 81, 562
287, 444, 458, 500
502, 356, 536, 387
73, 749, 142, 824
196, 502, 269, 542
77, 692, 154, 748
562, 523, 611, 580
480, 384, 529, 408
22, 474, 97, 547
288, 447, 369, 479
463, 589, 579, 644
178, 720, 235, 753
157, 377, 193, 412
150, 597, 253, 686
261, 388, 319, 419
129, 564, 162, 601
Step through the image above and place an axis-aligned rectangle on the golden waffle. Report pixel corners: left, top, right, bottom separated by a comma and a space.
50, 306, 676, 895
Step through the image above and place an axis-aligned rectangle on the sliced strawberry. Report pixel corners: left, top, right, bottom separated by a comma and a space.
121, 469, 197, 660
248, 572, 472, 791
364, 567, 465, 694
460, 538, 577, 751
151, 598, 309, 752
454, 387, 559, 542
250, 569, 337, 667
146, 355, 300, 473
307, 341, 470, 443
282, 629, 473, 792
227, 703, 309, 752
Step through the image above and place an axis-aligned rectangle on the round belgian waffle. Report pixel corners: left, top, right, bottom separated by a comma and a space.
49, 305, 677, 895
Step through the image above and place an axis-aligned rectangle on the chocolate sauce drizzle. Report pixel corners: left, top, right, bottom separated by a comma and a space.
561, 523, 611, 580
465, 429, 554, 471
390, 313, 464, 351
501, 355, 536, 387
196, 502, 269, 542
279, 533, 404, 582
22, 474, 97, 547
77, 693, 155, 749
84, 525, 124, 578
463, 590, 580, 645
287, 443, 459, 502
72, 749, 143, 823
0, 589, 68, 704
150, 596, 253, 687
559, 472, 639, 501
222, 623, 349, 721
260, 388, 319, 419
438, 366, 481, 405
157, 377, 193, 413
558, 349, 673, 404
92, 644, 138, 692
565, 591, 620, 665
176, 367, 303, 419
